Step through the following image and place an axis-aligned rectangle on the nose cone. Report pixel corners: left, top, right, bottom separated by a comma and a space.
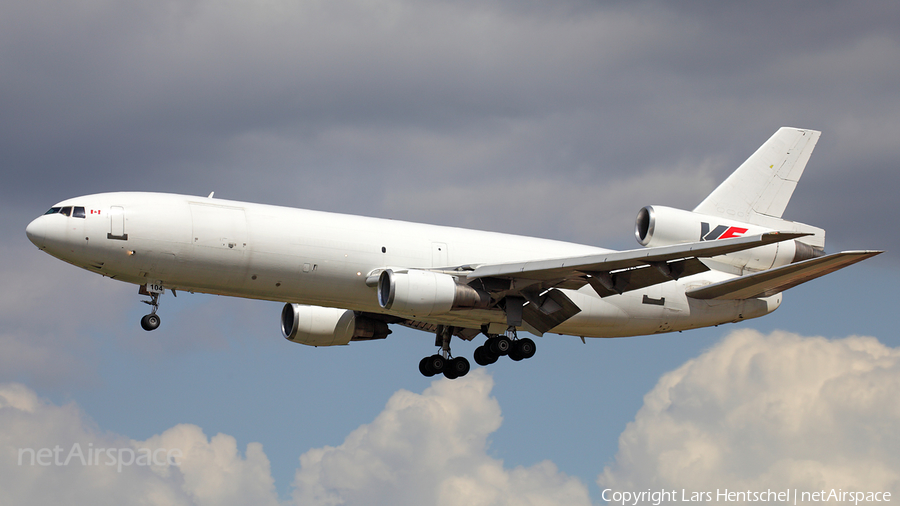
25, 216, 47, 248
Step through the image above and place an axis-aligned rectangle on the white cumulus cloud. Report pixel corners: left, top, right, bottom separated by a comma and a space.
600, 329, 900, 500
0, 370, 590, 505
0, 383, 280, 506
291, 369, 591, 506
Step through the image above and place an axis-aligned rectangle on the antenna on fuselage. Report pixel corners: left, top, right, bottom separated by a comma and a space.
207, 191, 215, 198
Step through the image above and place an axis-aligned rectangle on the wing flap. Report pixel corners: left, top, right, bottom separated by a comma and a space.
520, 288, 582, 335
685, 251, 883, 300
583, 257, 709, 297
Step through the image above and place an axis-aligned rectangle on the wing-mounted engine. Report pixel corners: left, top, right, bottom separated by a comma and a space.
377, 269, 492, 317
281, 303, 390, 346
635, 205, 823, 273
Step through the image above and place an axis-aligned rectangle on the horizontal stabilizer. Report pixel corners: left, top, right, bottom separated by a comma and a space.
686, 251, 883, 300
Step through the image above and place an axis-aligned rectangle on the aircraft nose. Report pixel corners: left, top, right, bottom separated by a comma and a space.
25, 216, 47, 248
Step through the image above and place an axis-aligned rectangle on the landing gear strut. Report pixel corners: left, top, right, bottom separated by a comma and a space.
419, 326, 470, 379
139, 287, 162, 331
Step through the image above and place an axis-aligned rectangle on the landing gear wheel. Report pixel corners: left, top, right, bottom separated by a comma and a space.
444, 356, 470, 379
509, 338, 536, 361
474, 345, 498, 366
419, 356, 437, 377
140, 314, 161, 331
488, 336, 511, 356
419, 354, 446, 377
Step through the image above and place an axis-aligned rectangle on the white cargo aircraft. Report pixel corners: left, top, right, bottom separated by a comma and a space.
26, 128, 880, 378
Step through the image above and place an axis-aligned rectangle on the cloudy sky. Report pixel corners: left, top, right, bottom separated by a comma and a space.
1, 0, 898, 504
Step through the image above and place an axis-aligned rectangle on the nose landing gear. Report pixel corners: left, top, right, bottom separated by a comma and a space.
138, 284, 164, 331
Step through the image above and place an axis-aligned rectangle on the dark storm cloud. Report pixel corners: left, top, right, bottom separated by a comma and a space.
2, 0, 898, 253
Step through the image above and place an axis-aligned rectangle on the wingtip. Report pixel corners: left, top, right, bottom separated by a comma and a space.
836, 250, 884, 255
761, 231, 812, 242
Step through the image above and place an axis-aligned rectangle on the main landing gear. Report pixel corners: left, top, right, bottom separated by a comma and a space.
419, 325, 471, 379
473, 328, 536, 366
139, 285, 162, 331
418, 326, 537, 379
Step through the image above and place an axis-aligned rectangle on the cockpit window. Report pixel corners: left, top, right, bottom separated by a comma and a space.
43, 206, 85, 218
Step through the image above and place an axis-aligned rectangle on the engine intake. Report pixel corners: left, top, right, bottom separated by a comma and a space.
281, 303, 390, 346
377, 269, 491, 316
633, 205, 823, 273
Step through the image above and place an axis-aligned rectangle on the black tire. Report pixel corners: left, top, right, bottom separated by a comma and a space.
473, 346, 490, 366
141, 314, 161, 331
427, 354, 445, 374
419, 356, 436, 377
447, 356, 470, 378
489, 336, 511, 356
516, 338, 536, 359
483, 344, 500, 365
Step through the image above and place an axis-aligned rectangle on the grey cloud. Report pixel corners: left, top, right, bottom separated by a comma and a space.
0, 246, 131, 389
2, 0, 898, 256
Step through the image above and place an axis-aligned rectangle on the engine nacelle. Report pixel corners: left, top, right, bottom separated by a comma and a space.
635, 205, 776, 248
635, 205, 821, 273
377, 269, 491, 317
281, 303, 390, 346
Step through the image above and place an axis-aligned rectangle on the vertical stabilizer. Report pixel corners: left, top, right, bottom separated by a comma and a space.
694, 127, 821, 220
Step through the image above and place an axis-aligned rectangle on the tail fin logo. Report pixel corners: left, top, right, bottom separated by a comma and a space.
701, 223, 748, 241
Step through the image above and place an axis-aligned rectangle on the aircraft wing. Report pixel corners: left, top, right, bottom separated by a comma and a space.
462, 232, 808, 335
467, 232, 808, 296
685, 250, 883, 300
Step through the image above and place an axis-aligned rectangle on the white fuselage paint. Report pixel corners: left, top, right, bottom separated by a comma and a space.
25, 192, 780, 338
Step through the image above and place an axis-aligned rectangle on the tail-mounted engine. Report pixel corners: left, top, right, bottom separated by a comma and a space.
281, 303, 390, 346
377, 269, 491, 317
635, 205, 823, 272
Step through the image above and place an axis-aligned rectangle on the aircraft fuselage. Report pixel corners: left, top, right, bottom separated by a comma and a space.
25, 192, 777, 339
